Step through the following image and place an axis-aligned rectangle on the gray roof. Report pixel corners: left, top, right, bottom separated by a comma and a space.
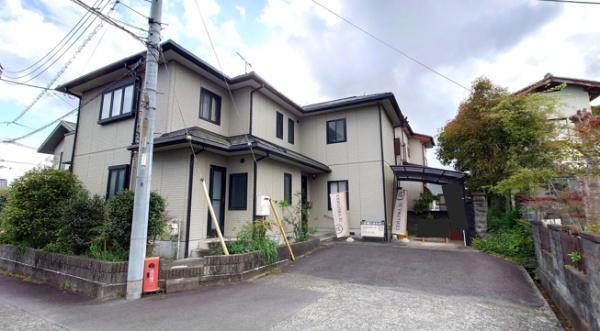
37, 121, 76, 154
133, 127, 331, 173
303, 93, 395, 112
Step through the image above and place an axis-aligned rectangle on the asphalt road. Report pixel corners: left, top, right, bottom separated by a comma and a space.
0, 241, 561, 330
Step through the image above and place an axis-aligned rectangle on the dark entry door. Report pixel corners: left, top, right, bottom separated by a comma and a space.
301, 175, 308, 204
207, 165, 226, 237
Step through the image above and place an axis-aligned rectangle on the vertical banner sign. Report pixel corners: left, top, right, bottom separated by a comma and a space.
330, 192, 349, 238
391, 189, 408, 235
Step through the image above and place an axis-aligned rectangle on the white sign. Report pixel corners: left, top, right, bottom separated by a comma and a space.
361, 220, 385, 238
330, 192, 349, 237
391, 189, 408, 235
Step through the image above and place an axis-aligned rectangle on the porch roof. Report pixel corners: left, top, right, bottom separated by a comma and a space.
390, 164, 467, 184
128, 126, 331, 173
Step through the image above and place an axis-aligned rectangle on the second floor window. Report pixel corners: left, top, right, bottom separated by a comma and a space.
200, 88, 221, 125
327, 118, 346, 144
276, 112, 284, 139
99, 83, 135, 123
288, 118, 295, 144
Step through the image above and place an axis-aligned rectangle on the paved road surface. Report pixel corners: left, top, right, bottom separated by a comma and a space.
0, 241, 561, 330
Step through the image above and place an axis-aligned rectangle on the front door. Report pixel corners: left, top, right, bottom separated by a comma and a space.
207, 165, 226, 237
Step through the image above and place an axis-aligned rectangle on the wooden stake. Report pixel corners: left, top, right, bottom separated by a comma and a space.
201, 178, 229, 256
269, 199, 295, 261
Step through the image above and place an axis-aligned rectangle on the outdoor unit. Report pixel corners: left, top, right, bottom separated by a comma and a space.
256, 195, 271, 216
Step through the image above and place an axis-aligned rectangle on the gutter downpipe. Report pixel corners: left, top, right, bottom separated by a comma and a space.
252, 150, 269, 224
377, 103, 389, 242
64, 88, 81, 173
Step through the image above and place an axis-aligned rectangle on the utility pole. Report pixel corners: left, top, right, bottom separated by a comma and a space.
126, 0, 162, 300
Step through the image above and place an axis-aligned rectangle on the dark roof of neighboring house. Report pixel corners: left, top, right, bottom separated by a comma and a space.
128, 126, 331, 173
515, 74, 600, 101
56, 40, 407, 125
37, 121, 75, 154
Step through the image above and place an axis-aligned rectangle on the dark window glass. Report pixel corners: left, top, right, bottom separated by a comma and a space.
326, 118, 346, 144
99, 83, 135, 123
107, 165, 129, 198
284, 173, 292, 204
276, 112, 284, 139
199, 88, 221, 124
228, 173, 248, 210
288, 118, 295, 144
327, 180, 349, 210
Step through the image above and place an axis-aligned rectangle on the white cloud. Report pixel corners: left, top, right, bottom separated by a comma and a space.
235, 5, 246, 18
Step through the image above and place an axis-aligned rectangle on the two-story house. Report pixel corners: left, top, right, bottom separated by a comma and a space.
46, 40, 433, 257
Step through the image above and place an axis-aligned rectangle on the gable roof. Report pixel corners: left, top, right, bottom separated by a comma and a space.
515, 74, 600, 101
37, 121, 75, 154
56, 40, 406, 125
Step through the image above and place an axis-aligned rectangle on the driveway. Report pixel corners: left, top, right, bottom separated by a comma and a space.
0, 241, 560, 330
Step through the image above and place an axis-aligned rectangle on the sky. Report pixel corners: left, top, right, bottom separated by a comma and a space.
1, 0, 600, 182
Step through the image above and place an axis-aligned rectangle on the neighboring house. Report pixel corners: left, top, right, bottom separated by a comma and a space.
37, 120, 76, 170
51, 40, 433, 257
516, 74, 600, 140
0, 178, 7, 188
394, 124, 435, 211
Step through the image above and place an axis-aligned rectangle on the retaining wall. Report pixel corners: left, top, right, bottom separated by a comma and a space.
0, 244, 127, 299
531, 222, 600, 331
160, 237, 320, 293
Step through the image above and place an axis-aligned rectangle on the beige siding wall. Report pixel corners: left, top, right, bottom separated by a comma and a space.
72, 83, 135, 196
394, 127, 409, 164
150, 149, 190, 239
301, 106, 387, 235
401, 181, 424, 211
299, 106, 380, 164
252, 92, 300, 152
62, 132, 75, 163
224, 155, 254, 237
166, 62, 250, 136
408, 138, 425, 165
52, 139, 64, 168
256, 158, 301, 233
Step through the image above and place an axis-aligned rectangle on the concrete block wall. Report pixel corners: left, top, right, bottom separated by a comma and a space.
531, 222, 600, 331
0, 245, 127, 299
160, 238, 320, 293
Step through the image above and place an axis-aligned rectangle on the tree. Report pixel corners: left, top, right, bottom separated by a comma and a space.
437, 77, 561, 196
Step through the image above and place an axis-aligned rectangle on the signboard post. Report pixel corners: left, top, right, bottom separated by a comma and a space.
330, 192, 349, 238
391, 189, 408, 239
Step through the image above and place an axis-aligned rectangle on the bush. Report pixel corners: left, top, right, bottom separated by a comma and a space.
413, 191, 435, 215
105, 190, 166, 252
212, 220, 279, 264
61, 195, 106, 255
1, 168, 84, 248
278, 194, 313, 242
473, 219, 534, 265
487, 208, 521, 232
0, 187, 8, 214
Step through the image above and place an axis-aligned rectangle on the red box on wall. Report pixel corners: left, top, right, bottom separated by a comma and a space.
143, 257, 160, 293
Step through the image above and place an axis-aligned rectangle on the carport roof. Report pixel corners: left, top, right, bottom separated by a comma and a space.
391, 164, 467, 184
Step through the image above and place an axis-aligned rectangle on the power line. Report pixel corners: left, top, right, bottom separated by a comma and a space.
537, 0, 600, 4
2, 0, 109, 81
0, 78, 62, 92
116, 0, 149, 19
1, 59, 144, 144
310, 0, 471, 91
3, 1, 115, 126
1, 0, 105, 76
192, 0, 260, 165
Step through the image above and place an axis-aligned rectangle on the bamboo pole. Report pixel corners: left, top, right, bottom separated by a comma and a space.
200, 178, 229, 255
269, 199, 295, 261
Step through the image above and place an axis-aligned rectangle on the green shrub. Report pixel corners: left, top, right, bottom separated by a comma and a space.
212, 220, 279, 264
472, 219, 534, 265
278, 193, 313, 242
1, 168, 84, 248
105, 190, 166, 252
413, 191, 435, 215
61, 195, 106, 255
0, 187, 8, 214
87, 241, 128, 261
487, 208, 521, 232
